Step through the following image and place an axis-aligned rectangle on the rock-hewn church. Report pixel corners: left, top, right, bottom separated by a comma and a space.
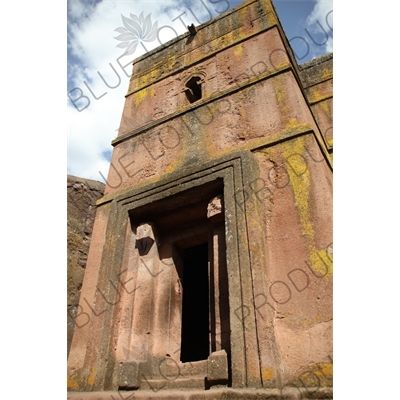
68, 0, 333, 397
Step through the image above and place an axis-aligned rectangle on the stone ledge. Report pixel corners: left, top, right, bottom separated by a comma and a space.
140, 378, 206, 391
67, 387, 333, 399
298, 53, 333, 71
298, 53, 333, 89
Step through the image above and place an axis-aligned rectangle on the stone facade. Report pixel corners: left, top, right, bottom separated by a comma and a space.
67, 0, 333, 398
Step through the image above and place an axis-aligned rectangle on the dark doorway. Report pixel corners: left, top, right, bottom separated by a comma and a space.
180, 242, 209, 362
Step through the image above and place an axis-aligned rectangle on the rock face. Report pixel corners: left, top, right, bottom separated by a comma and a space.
68, 0, 332, 395
67, 175, 105, 355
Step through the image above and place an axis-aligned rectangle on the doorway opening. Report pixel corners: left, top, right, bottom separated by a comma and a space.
180, 242, 210, 362
128, 179, 231, 371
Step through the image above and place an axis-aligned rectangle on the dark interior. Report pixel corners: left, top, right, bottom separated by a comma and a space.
180, 242, 210, 362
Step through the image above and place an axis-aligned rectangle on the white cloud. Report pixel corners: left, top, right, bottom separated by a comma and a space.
305, 0, 333, 56
325, 36, 333, 53
67, 0, 229, 181
306, 0, 333, 30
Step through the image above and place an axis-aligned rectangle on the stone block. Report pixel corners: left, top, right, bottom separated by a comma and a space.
118, 361, 141, 390
207, 195, 224, 223
136, 222, 155, 240
135, 222, 156, 255
207, 349, 228, 383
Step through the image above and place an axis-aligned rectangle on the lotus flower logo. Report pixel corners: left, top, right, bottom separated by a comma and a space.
114, 12, 159, 55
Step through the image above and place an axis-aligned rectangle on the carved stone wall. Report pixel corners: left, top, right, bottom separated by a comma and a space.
68, 0, 333, 397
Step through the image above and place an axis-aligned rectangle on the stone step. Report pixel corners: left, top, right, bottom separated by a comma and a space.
139, 377, 206, 391
67, 386, 333, 399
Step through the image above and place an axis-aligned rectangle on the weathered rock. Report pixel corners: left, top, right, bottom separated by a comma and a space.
67, 174, 105, 355
207, 349, 229, 384
67, 0, 333, 396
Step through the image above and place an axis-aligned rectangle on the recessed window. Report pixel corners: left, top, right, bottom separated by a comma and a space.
185, 76, 202, 103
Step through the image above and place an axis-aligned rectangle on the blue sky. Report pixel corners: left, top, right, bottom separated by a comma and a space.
67, 0, 332, 180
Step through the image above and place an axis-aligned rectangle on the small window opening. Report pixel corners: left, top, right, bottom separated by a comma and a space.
180, 242, 209, 362
185, 76, 202, 103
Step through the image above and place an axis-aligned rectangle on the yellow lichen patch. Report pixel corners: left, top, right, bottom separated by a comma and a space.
285, 118, 301, 131
267, 13, 277, 26
137, 74, 150, 90
261, 367, 275, 381
67, 375, 79, 390
319, 99, 332, 117
247, 358, 261, 378
298, 363, 333, 387
237, 7, 250, 39
272, 74, 289, 117
262, 0, 278, 26
315, 363, 333, 379
309, 249, 333, 278
87, 367, 96, 386
133, 87, 148, 107
307, 87, 323, 104
164, 135, 187, 175
283, 137, 333, 279
307, 86, 332, 104
321, 68, 333, 81
282, 137, 314, 243
325, 137, 333, 148
164, 156, 183, 175
233, 42, 244, 59
238, 4, 248, 20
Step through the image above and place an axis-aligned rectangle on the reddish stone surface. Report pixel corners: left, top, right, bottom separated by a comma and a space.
300, 53, 333, 152
67, 175, 105, 355
68, 0, 333, 396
